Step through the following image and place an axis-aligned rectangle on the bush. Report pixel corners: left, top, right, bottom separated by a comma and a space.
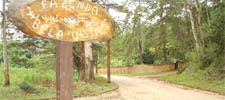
142, 49, 155, 64
177, 64, 188, 74
18, 82, 36, 93
30, 54, 56, 70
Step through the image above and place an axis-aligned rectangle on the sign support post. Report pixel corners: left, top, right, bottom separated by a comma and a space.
107, 39, 111, 83
56, 41, 73, 100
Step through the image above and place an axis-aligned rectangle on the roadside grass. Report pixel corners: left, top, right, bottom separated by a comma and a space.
114, 70, 174, 77
158, 72, 225, 95
74, 76, 118, 97
0, 67, 118, 100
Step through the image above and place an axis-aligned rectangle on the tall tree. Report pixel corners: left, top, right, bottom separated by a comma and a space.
194, 0, 205, 46
1, 0, 10, 86
137, 0, 143, 64
188, 0, 200, 50
159, 2, 168, 64
73, 42, 85, 82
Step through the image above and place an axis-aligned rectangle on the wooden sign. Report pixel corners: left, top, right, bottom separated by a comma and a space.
8, 0, 115, 42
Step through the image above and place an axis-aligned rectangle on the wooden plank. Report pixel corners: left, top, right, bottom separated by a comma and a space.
8, 0, 115, 42
107, 40, 111, 83
56, 41, 73, 100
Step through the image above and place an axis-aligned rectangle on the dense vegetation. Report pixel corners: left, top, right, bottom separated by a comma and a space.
0, 67, 118, 100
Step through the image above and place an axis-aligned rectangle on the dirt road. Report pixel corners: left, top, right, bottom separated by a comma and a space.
76, 74, 225, 100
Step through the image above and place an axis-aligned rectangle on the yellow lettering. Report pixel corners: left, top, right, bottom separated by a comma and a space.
83, 30, 88, 38
85, 4, 91, 12
48, 28, 54, 37
77, 2, 84, 10
32, 15, 40, 30
72, 32, 78, 40
92, 6, 98, 15
79, 30, 83, 38
40, 24, 48, 34
50, 0, 58, 8
42, 0, 47, 9
56, 30, 64, 39
69, 0, 75, 9
90, 29, 94, 39
95, 29, 101, 37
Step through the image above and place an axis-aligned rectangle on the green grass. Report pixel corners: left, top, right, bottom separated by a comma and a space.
158, 72, 225, 95
74, 76, 118, 97
114, 70, 174, 77
0, 67, 118, 100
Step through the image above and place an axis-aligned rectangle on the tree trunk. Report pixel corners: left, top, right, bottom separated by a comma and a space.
138, 17, 143, 64
195, 0, 205, 46
159, 4, 167, 64
188, 5, 200, 51
95, 55, 98, 74
107, 40, 111, 83
77, 42, 85, 82
185, 6, 190, 34
163, 30, 167, 64
2, 0, 10, 86
75, 42, 94, 82
84, 42, 94, 81
205, 0, 211, 25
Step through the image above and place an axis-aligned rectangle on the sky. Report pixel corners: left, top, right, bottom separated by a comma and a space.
0, 0, 2, 11
0, 0, 2, 40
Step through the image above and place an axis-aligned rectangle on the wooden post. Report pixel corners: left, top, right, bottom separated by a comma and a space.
107, 40, 111, 83
56, 41, 73, 100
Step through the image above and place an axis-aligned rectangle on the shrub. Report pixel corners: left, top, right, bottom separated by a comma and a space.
142, 49, 155, 64
18, 82, 36, 93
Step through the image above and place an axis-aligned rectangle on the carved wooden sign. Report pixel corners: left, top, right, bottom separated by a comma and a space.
8, 0, 115, 42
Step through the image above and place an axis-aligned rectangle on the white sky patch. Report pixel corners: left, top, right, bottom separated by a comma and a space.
0, 0, 2, 11
109, 9, 127, 21
0, 0, 3, 39
108, 0, 125, 5
107, 0, 128, 22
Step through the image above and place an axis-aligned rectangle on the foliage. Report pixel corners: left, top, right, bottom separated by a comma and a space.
0, 39, 56, 68
142, 49, 155, 64
4, 41, 34, 68
18, 82, 36, 93
185, 1, 225, 75
0, 67, 117, 100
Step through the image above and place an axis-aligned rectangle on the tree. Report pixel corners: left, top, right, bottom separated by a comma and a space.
188, 1, 200, 50
194, 0, 205, 46
137, 0, 143, 64
73, 42, 94, 82
1, 0, 10, 86
84, 42, 94, 81
73, 42, 86, 82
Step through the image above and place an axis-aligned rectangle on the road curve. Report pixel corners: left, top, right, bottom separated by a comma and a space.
76, 75, 225, 100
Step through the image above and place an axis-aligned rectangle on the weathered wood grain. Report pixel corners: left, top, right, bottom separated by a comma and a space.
8, 0, 115, 42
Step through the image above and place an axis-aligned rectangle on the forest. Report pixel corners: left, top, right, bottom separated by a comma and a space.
0, 0, 225, 99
